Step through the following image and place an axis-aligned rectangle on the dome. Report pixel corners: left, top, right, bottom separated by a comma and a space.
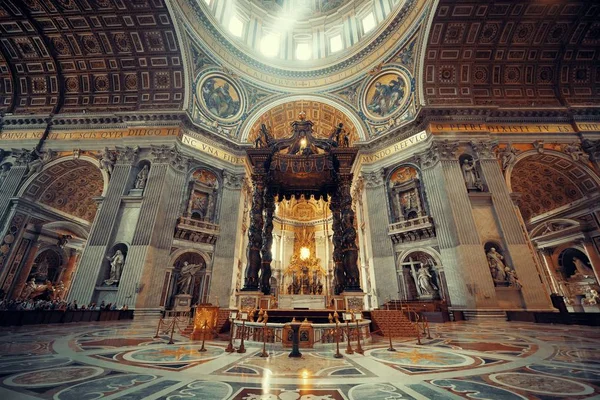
179, 0, 424, 90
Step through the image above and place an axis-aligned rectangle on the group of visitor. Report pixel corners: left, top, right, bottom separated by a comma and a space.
0, 298, 128, 311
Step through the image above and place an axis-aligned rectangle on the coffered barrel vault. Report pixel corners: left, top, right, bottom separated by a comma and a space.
0, 0, 185, 114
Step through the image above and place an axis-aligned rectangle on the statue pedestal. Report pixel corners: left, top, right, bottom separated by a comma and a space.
341, 292, 365, 311
173, 294, 192, 312
237, 291, 262, 310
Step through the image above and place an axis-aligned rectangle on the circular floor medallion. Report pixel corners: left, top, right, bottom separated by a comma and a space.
490, 372, 594, 396
124, 344, 224, 364
4, 366, 104, 388
369, 347, 474, 368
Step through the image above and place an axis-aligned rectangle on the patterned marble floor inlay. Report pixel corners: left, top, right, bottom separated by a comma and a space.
0, 319, 598, 399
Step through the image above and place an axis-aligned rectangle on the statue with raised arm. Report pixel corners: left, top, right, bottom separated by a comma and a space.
416, 263, 438, 295
572, 257, 594, 277
176, 261, 202, 295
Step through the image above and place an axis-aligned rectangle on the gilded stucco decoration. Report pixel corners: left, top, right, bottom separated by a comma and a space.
248, 100, 358, 145
23, 159, 104, 222
277, 196, 329, 223
510, 154, 599, 221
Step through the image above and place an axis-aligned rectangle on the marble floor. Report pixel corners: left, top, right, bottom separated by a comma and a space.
0, 319, 599, 399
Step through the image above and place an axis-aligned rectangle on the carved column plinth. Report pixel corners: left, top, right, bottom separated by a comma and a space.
243, 175, 265, 291
260, 188, 275, 295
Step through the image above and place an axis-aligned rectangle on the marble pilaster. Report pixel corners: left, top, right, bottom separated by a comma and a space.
475, 140, 552, 309
0, 164, 28, 227
362, 169, 396, 304
212, 171, 245, 308
118, 146, 189, 312
67, 148, 136, 304
417, 141, 497, 308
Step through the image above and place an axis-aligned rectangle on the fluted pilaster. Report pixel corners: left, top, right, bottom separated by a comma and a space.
212, 172, 245, 307
362, 170, 396, 303
0, 166, 27, 226
67, 163, 132, 304
479, 158, 553, 308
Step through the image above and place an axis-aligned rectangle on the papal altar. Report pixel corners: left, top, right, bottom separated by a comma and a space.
278, 295, 326, 310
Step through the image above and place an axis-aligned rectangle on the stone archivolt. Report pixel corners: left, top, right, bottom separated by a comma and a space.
23, 160, 104, 223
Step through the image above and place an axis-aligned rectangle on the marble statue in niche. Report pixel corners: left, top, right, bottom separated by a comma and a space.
416, 262, 438, 295
176, 261, 203, 295
486, 247, 521, 288
104, 249, 125, 286
134, 165, 149, 189
461, 156, 483, 191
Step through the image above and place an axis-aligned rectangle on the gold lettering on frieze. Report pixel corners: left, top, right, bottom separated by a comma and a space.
46, 127, 180, 140
0, 131, 45, 141
576, 123, 600, 132
429, 122, 576, 134
361, 131, 428, 164
181, 134, 245, 165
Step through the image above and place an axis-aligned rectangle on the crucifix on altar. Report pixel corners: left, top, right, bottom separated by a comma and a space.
237, 112, 364, 311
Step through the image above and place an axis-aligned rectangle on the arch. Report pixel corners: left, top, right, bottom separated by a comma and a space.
529, 218, 580, 239
42, 221, 90, 240
18, 156, 108, 224
19, 155, 109, 197
168, 248, 212, 269
506, 150, 600, 221
239, 95, 368, 142
397, 246, 443, 268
